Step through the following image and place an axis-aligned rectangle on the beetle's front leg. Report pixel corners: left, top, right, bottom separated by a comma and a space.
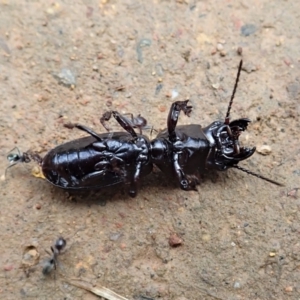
167, 100, 192, 142
214, 125, 240, 157
172, 152, 197, 191
172, 140, 197, 191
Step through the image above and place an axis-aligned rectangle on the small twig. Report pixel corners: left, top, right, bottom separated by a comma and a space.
65, 278, 129, 300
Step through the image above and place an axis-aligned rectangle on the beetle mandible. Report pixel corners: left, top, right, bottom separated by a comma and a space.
6, 60, 283, 197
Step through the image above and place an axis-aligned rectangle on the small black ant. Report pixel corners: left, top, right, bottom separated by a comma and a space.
42, 237, 66, 275
5, 147, 31, 175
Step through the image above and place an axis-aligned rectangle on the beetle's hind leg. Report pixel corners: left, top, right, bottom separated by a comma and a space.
64, 123, 103, 141
167, 100, 192, 142
100, 110, 138, 139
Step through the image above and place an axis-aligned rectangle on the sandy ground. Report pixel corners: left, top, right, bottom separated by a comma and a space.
0, 1, 300, 299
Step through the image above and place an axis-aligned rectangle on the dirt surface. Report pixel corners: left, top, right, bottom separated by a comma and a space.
1, 1, 300, 299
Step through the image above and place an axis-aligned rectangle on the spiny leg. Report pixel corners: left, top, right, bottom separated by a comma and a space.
128, 161, 142, 197
64, 123, 103, 141
166, 100, 196, 190
100, 110, 138, 139
122, 113, 147, 134
173, 151, 197, 191
167, 100, 192, 142
100, 111, 112, 132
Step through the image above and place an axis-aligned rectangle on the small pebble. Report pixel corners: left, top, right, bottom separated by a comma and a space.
35, 203, 41, 210
237, 46, 243, 55
92, 65, 99, 71
155, 63, 164, 76
169, 233, 183, 247
269, 252, 276, 257
242, 62, 257, 73
257, 145, 272, 155
201, 233, 211, 241
109, 232, 122, 241
211, 48, 217, 55
3, 265, 13, 271
286, 82, 300, 99
22, 245, 40, 267
136, 38, 152, 63
216, 43, 224, 51
212, 83, 220, 90
171, 88, 179, 99
158, 105, 166, 112
155, 83, 163, 96
120, 243, 126, 249
287, 188, 299, 198
53, 68, 76, 88
285, 286, 293, 292
241, 24, 257, 36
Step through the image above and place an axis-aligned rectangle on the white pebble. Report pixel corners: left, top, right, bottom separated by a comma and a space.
257, 145, 272, 155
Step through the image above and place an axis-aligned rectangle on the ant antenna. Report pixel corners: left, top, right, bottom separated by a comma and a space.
233, 165, 284, 186
225, 60, 243, 125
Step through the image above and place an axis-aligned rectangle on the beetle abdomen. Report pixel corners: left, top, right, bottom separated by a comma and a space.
42, 136, 123, 189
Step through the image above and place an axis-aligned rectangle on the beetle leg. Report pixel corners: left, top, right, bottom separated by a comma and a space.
65, 123, 103, 141
167, 100, 192, 142
100, 110, 138, 139
111, 111, 138, 138
94, 160, 110, 170
122, 113, 147, 134
225, 126, 240, 155
100, 111, 112, 132
81, 170, 106, 182
128, 161, 142, 197
173, 152, 197, 191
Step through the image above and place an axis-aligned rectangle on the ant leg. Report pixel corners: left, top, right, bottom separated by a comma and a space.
64, 123, 103, 141
167, 100, 192, 142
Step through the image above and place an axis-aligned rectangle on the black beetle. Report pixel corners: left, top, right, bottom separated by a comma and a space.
7, 60, 282, 197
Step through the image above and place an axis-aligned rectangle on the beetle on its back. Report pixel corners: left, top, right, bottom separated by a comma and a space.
7, 60, 283, 196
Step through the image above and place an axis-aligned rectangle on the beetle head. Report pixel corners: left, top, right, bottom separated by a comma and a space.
212, 118, 256, 170
205, 60, 283, 186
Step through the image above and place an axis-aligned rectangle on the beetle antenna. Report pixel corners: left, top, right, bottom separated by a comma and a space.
233, 165, 284, 186
225, 60, 243, 125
